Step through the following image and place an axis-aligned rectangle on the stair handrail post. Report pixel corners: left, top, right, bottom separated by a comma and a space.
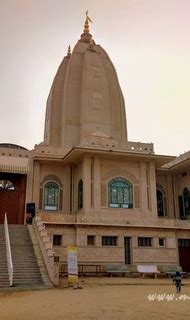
4, 213, 13, 286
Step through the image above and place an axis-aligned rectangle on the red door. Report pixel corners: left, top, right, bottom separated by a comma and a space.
0, 175, 26, 224
178, 239, 190, 272
0, 190, 19, 224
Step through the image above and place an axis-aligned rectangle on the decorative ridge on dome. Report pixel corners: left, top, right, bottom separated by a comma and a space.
80, 11, 93, 43
67, 45, 71, 58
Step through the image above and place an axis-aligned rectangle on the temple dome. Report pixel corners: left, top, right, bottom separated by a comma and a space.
44, 18, 128, 150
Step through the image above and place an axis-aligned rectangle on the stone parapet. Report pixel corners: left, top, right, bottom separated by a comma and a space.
81, 140, 154, 154
33, 215, 59, 285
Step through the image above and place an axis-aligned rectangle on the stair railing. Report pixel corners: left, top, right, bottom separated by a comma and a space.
4, 213, 13, 286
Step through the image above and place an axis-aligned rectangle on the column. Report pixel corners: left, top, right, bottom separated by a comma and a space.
166, 174, 174, 218
94, 156, 101, 212
149, 160, 157, 217
25, 158, 34, 204
140, 161, 148, 212
83, 155, 91, 211
32, 161, 40, 213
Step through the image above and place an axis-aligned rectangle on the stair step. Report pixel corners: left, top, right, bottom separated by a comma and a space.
0, 278, 9, 281
0, 284, 10, 287
13, 277, 43, 280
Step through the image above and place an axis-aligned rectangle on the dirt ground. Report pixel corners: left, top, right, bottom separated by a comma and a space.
0, 277, 190, 320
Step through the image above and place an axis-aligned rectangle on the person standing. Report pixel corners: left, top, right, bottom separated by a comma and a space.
173, 271, 182, 293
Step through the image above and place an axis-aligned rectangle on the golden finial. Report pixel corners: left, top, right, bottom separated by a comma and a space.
83, 10, 93, 33
67, 45, 71, 57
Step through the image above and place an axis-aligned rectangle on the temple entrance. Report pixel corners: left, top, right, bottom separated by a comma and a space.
0, 173, 27, 224
178, 239, 190, 272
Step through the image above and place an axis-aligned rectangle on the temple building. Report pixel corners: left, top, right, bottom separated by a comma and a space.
1, 15, 190, 278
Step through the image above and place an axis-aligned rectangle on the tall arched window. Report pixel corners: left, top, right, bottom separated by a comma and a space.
108, 177, 133, 208
44, 181, 59, 211
183, 187, 190, 217
156, 189, 166, 217
78, 179, 83, 210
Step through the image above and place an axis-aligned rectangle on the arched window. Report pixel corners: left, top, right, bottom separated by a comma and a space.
78, 179, 83, 210
108, 177, 133, 208
156, 189, 166, 217
0, 180, 15, 191
44, 181, 59, 211
183, 188, 190, 217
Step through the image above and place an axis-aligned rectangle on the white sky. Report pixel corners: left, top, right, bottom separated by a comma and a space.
1, 0, 190, 156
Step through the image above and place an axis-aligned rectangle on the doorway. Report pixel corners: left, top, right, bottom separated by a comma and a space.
178, 239, 190, 272
0, 174, 27, 224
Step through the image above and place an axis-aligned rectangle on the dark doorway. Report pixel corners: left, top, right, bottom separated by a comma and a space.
0, 173, 27, 224
124, 237, 131, 264
178, 239, 190, 272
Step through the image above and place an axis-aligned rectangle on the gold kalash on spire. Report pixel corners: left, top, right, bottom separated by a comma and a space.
80, 11, 94, 43
83, 10, 93, 33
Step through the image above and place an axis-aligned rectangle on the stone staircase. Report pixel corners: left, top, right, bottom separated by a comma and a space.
0, 224, 53, 289
9, 225, 44, 286
0, 225, 10, 287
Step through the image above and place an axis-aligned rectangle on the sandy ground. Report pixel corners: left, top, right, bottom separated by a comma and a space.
0, 278, 190, 320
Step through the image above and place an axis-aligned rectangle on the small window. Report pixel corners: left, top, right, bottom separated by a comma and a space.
87, 235, 95, 246
53, 235, 62, 246
102, 236, 117, 246
159, 238, 165, 247
54, 256, 60, 262
138, 237, 152, 247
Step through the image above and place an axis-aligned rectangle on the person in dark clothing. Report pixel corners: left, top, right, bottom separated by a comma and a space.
173, 271, 182, 293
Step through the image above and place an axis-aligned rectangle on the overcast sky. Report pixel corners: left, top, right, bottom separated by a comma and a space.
1, 0, 190, 156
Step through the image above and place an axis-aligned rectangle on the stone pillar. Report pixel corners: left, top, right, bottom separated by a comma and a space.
25, 158, 34, 209
64, 164, 71, 213
166, 174, 174, 218
94, 156, 101, 212
172, 174, 178, 218
149, 160, 157, 217
32, 160, 40, 213
83, 155, 91, 211
140, 161, 148, 212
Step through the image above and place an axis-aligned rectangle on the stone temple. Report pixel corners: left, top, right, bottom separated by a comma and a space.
0, 15, 190, 285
